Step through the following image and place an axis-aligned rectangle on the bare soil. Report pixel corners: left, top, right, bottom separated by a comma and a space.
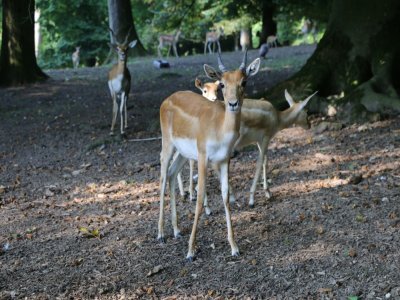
0, 45, 399, 299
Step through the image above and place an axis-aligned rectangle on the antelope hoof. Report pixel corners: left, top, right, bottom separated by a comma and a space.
249, 203, 255, 209
205, 207, 212, 216
186, 255, 196, 262
157, 236, 166, 244
265, 190, 272, 199
232, 249, 240, 257
174, 231, 182, 239
109, 131, 115, 136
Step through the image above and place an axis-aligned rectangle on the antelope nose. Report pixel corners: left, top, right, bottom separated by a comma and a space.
228, 100, 239, 111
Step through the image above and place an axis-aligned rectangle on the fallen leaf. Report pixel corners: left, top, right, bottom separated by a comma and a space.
348, 248, 357, 257
78, 227, 101, 239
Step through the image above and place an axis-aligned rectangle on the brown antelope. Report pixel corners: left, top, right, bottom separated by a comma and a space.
108, 27, 137, 136
266, 35, 278, 48
158, 30, 181, 58
182, 79, 316, 210
158, 50, 261, 261
240, 29, 250, 51
204, 27, 224, 54
72, 46, 80, 69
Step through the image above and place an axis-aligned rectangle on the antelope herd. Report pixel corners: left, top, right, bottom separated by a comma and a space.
105, 27, 316, 260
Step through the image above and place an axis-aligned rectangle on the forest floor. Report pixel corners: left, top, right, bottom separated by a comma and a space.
0, 45, 400, 299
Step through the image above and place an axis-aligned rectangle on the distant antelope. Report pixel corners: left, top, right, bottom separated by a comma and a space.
158, 30, 181, 58
204, 27, 224, 54
158, 49, 261, 260
108, 27, 137, 136
266, 35, 278, 48
239, 29, 250, 51
72, 46, 80, 68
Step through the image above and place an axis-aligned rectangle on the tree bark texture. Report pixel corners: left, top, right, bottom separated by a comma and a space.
259, 1, 277, 45
264, 0, 400, 122
107, 0, 146, 56
0, 0, 48, 86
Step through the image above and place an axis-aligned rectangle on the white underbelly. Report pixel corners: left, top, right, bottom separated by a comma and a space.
109, 75, 124, 93
173, 138, 198, 160
173, 133, 237, 163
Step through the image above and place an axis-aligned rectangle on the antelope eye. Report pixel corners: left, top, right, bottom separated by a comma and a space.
241, 81, 247, 87
219, 82, 225, 89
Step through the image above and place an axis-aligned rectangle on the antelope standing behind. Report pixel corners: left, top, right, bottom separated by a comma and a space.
266, 35, 278, 48
204, 27, 224, 54
187, 79, 316, 209
108, 27, 137, 136
158, 30, 181, 58
158, 50, 261, 260
240, 29, 250, 51
72, 46, 80, 69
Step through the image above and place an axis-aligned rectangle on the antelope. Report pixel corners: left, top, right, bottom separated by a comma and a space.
266, 35, 278, 48
158, 50, 261, 261
108, 27, 137, 136
158, 30, 181, 58
72, 46, 80, 69
240, 29, 250, 51
204, 27, 224, 54
182, 79, 316, 210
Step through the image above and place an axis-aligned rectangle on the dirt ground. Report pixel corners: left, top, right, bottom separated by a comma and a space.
1, 45, 400, 299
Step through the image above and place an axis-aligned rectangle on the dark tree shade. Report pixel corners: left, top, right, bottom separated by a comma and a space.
265, 0, 400, 122
260, 1, 277, 45
0, 0, 48, 86
108, 0, 146, 56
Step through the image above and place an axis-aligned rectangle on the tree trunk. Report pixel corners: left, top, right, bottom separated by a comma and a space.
264, 0, 400, 123
259, 2, 277, 45
0, 0, 48, 86
107, 0, 146, 57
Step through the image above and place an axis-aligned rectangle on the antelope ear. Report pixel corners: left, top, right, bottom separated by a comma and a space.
299, 91, 318, 110
195, 78, 202, 89
284, 89, 295, 107
129, 40, 137, 48
204, 64, 222, 80
246, 58, 261, 77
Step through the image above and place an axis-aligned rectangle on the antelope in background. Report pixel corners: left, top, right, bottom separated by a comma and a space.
204, 27, 224, 54
72, 46, 80, 69
266, 35, 278, 48
181, 79, 316, 211
158, 49, 260, 261
239, 29, 250, 51
108, 27, 137, 136
158, 30, 181, 58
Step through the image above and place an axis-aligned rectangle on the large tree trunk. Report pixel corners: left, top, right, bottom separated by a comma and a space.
107, 0, 146, 57
0, 0, 48, 86
259, 2, 277, 45
264, 0, 400, 123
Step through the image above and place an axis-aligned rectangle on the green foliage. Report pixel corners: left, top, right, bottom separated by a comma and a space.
36, 0, 109, 69
30, 0, 331, 68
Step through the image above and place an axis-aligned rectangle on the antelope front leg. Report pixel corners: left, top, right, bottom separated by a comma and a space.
262, 154, 272, 199
120, 92, 126, 135
110, 92, 118, 135
187, 154, 207, 261
124, 94, 128, 129
158, 145, 174, 243
220, 162, 239, 257
249, 140, 268, 207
